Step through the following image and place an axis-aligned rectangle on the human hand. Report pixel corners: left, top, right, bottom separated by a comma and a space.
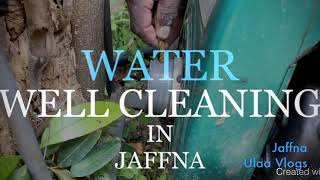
126, 0, 186, 48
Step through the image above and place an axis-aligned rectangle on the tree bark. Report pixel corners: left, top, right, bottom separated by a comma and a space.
1, 0, 106, 153
5, 0, 85, 137
0, 0, 108, 178
0, 16, 15, 155
72, 0, 106, 101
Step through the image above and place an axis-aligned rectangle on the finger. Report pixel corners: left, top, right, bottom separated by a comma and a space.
155, 0, 182, 41
141, 24, 159, 47
127, 0, 158, 47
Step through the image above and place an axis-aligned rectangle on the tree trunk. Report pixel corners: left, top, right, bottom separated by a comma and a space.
0, 16, 15, 155
72, 0, 106, 101
0, 0, 105, 154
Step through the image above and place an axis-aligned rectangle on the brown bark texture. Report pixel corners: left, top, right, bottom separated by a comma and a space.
0, 0, 106, 154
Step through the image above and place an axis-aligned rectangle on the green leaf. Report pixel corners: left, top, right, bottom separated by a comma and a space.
90, 163, 113, 179
137, 174, 147, 180
131, 166, 140, 176
118, 168, 135, 179
58, 130, 102, 167
8, 165, 31, 180
43, 144, 61, 158
139, 114, 151, 125
40, 101, 122, 147
70, 140, 121, 177
157, 172, 167, 180
0, 155, 21, 180
50, 168, 74, 180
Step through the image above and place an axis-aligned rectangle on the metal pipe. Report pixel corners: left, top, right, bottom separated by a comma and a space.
0, 49, 51, 180
104, 0, 114, 96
